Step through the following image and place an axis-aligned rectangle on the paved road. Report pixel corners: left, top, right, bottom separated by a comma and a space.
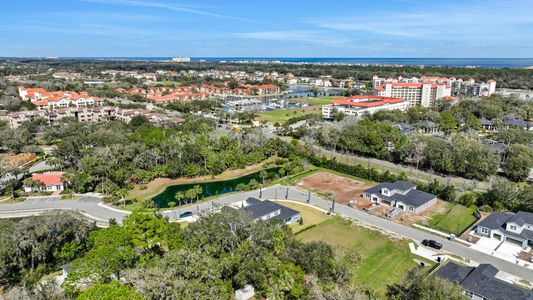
29, 160, 54, 173
1, 186, 532, 281
0, 195, 129, 226
171, 185, 533, 282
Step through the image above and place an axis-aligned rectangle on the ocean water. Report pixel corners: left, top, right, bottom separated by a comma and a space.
41, 57, 533, 68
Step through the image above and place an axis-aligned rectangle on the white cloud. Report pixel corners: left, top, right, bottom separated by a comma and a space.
81, 0, 255, 22
316, 0, 533, 40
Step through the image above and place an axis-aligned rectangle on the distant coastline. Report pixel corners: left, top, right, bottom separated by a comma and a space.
2, 57, 533, 68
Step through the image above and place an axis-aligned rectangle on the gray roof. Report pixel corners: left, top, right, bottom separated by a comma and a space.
505, 118, 530, 128
364, 181, 435, 208
509, 211, 533, 227
477, 212, 514, 230
438, 262, 533, 300
480, 118, 494, 126
477, 211, 533, 241
241, 198, 299, 222
416, 120, 437, 128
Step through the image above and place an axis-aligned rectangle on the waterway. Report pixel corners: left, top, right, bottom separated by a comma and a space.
152, 167, 281, 208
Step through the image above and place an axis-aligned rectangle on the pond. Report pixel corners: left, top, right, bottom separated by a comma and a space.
151, 167, 281, 208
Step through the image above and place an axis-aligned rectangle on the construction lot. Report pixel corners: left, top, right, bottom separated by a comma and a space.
296, 171, 449, 226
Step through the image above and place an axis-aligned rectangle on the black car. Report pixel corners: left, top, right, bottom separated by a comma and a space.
179, 211, 193, 218
422, 239, 443, 250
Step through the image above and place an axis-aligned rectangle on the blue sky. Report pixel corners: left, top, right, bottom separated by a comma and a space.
1, 0, 532, 57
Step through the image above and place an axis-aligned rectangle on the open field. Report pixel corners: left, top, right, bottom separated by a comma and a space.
290, 96, 342, 106
128, 160, 275, 200
256, 106, 322, 124
276, 201, 331, 233
423, 203, 478, 236
296, 171, 376, 204
297, 218, 420, 296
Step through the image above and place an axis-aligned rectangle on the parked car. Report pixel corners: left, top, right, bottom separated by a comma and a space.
179, 211, 193, 218
422, 239, 443, 250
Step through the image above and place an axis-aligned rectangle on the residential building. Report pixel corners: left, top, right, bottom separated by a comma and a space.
7, 107, 185, 129
371, 75, 497, 105
475, 211, 533, 249
480, 118, 496, 131
255, 84, 281, 95
363, 181, 437, 214
24, 172, 65, 192
504, 118, 531, 131
239, 197, 301, 225
322, 96, 408, 119
415, 120, 440, 134
18, 87, 103, 111
436, 262, 533, 300
374, 82, 452, 107
463, 79, 497, 97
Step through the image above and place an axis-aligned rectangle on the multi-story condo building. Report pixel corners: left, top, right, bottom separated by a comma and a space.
18, 87, 103, 111
373, 82, 452, 107
7, 107, 185, 129
372, 76, 496, 106
322, 96, 408, 119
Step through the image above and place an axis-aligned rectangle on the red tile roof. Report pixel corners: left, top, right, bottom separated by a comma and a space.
332, 96, 405, 108
31, 172, 65, 186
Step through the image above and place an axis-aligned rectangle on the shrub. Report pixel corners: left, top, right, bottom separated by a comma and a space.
479, 205, 493, 212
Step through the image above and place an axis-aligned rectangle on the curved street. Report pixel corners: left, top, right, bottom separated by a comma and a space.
1, 185, 532, 282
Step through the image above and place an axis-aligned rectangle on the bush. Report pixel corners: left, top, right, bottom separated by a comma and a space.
457, 193, 476, 207
142, 198, 156, 209
479, 205, 493, 212
168, 201, 176, 208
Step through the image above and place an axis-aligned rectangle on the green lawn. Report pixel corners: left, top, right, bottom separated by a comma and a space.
278, 201, 331, 233
296, 218, 420, 296
290, 96, 342, 106
256, 106, 322, 124
423, 203, 478, 236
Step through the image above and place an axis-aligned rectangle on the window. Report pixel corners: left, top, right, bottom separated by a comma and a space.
510, 224, 517, 231
481, 227, 489, 234
408, 206, 414, 212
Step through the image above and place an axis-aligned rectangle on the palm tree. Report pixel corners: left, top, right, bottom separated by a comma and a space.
174, 191, 185, 206
193, 185, 203, 203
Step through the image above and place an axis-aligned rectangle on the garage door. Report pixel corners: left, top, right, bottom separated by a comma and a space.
381, 199, 392, 206
493, 233, 502, 240
506, 237, 523, 246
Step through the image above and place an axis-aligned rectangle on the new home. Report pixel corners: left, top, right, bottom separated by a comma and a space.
437, 262, 533, 300
239, 197, 301, 225
363, 181, 437, 214
475, 211, 533, 249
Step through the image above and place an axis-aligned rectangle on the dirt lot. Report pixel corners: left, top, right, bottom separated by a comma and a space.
297, 171, 449, 226
297, 171, 375, 204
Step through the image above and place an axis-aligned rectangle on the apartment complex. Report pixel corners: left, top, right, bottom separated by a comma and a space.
6, 106, 185, 129
18, 87, 103, 111
373, 81, 452, 107
372, 75, 496, 107
322, 96, 408, 119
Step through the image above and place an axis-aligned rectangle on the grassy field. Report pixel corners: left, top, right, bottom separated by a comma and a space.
276, 201, 331, 233
256, 106, 322, 124
290, 96, 342, 106
423, 203, 478, 235
297, 218, 421, 296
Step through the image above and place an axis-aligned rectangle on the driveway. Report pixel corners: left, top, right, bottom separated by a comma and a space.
470, 236, 502, 254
